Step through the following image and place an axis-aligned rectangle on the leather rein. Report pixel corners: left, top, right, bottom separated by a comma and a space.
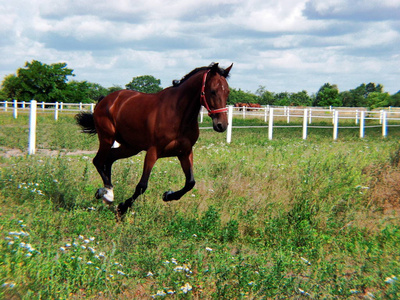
200, 70, 228, 116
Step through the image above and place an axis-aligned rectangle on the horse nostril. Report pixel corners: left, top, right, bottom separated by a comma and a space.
217, 123, 224, 131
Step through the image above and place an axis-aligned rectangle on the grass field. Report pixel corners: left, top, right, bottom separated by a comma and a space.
1, 112, 400, 299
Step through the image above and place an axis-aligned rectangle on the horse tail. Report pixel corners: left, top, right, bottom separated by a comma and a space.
75, 112, 97, 135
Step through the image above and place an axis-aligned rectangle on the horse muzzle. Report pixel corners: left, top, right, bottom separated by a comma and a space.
212, 116, 228, 132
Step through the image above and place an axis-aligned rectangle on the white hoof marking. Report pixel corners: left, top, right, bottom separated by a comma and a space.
100, 187, 114, 205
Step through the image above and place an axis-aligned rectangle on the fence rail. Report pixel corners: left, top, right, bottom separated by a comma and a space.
2, 100, 400, 154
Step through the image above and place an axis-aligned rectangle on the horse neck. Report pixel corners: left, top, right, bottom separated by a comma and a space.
174, 71, 205, 122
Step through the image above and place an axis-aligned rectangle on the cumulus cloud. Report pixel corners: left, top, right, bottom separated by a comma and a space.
0, 0, 399, 93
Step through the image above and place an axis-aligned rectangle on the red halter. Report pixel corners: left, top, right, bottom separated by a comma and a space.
200, 70, 228, 116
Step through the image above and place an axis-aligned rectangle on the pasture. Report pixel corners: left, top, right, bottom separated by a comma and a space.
1, 113, 400, 299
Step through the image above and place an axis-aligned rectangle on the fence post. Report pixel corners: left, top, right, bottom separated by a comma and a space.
360, 111, 365, 138
355, 110, 359, 125
382, 110, 387, 137
28, 100, 37, 155
227, 105, 233, 143
268, 107, 274, 140
308, 108, 312, 124
91, 103, 95, 112
54, 102, 59, 120
287, 107, 290, 123
13, 100, 18, 119
42, 102, 45, 111
303, 109, 308, 140
264, 106, 268, 122
242, 106, 246, 119
200, 108, 204, 123
333, 110, 339, 140
4, 101, 8, 112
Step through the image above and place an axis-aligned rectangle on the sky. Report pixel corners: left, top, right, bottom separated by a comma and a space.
1, 0, 399, 95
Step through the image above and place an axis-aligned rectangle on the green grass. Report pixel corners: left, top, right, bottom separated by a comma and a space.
1, 113, 400, 299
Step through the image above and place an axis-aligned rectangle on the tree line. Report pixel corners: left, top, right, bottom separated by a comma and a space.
1, 60, 399, 109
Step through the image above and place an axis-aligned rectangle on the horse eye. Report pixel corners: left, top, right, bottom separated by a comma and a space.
211, 90, 217, 95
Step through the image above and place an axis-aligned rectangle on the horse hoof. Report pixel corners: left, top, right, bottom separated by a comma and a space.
116, 204, 126, 222
95, 187, 114, 205
163, 191, 174, 202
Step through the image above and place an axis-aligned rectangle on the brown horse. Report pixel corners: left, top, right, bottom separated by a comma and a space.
76, 63, 232, 218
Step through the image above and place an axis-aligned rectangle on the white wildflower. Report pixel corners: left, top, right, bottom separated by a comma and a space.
385, 275, 398, 284
180, 282, 192, 294
174, 266, 184, 272
146, 271, 154, 277
298, 288, 310, 296
153, 290, 166, 297
205, 247, 213, 252
301, 257, 311, 265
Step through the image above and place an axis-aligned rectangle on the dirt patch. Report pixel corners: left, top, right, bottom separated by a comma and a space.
0, 147, 96, 158
367, 163, 400, 215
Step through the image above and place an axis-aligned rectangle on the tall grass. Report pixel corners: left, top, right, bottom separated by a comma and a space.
1, 113, 400, 299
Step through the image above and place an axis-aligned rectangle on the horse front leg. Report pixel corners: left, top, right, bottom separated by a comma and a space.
163, 151, 195, 201
117, 148, 158, 218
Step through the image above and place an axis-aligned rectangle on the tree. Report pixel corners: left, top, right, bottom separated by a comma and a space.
1, 60, 74, 102
366, 92, 391, 109
107, 85, 123, 94
256, 86, 274, 105
339, 91, 358, 107
274, 92, 291, 106
313, 83, 341, 107
18, 60, 74, 102
389, 91, 400, 107
1, 74, 20, 100
228, 88, 259, 105
290, 90, 312, 106
125, 75, 162, 93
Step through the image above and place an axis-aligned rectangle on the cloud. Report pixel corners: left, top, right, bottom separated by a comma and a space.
0, 0, 399, 94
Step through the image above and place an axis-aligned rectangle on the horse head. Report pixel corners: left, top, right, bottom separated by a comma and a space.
203, 63, 233, 132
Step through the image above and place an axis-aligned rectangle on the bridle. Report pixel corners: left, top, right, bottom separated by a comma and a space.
200, 70, 228, 116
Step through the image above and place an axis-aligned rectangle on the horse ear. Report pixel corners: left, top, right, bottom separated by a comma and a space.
223, 63, 233, 78
210, 62, 220, 73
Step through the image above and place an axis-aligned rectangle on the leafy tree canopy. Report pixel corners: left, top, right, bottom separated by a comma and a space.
314, 83, 342, 107
1, 60, 74, 102
228, 88, 258, 105
125, 75, 162, 93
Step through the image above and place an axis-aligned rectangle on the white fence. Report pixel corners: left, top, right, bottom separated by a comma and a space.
2, 100, 400, 154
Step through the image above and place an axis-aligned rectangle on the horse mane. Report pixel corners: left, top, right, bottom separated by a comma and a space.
172, 63, 229, 87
